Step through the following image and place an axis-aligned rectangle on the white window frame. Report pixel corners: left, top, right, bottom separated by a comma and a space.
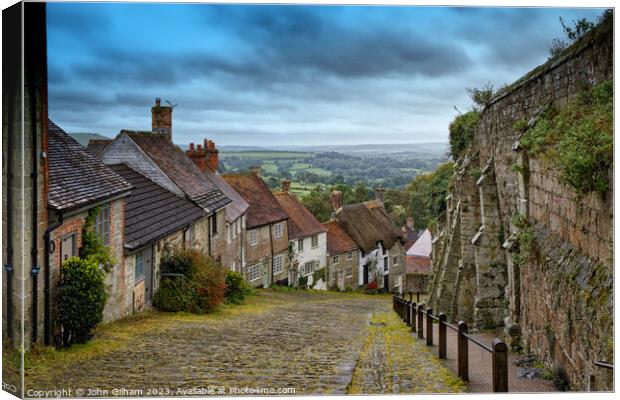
298, 238, 304, 252
332, 255, 339, 264
274, 223, 283, 239
95, 204, 111, 245
347, 251, 353, 260
227, 223, 232, 243
311, 234, 318, 248
273, 255, 284, 275
248, 264, 261, 281
249, 230, 258, 247
346, 267, 353, 278
393, 255, 399, 265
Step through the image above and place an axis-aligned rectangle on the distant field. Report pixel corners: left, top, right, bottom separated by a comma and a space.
220, 151, 314, 159
290, 182, 321, 198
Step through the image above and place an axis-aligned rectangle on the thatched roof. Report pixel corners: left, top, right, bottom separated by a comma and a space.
335, 200, 404, 254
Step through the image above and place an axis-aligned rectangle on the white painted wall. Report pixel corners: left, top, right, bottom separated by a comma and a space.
294, 232, 327, 289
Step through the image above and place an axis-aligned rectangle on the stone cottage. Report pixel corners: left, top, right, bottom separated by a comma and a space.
186, 139, 249, 273
223, 170, 289, 287
274, 179, 327, 289
98, 100, 231, 266
47, 121, 133, 343
323, 221, 360, 291
330, 190, 406, 293
108, 164, 207, 313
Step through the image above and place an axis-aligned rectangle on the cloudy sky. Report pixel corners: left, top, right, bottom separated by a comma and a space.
47, 3, 604, 146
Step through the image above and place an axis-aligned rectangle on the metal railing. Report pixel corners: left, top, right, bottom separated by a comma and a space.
392, 293, 508, 392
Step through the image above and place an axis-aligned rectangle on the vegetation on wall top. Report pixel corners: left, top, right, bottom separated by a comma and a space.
519, 80, 613, 195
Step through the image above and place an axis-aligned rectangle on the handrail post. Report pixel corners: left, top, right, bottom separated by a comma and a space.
417, 304, 424, 339
406, 301, 411, 326
492, 339, 508, 392
426, 308, 433, 346
392, 293, 396, 312
458, 321, 469, 381
409, 291, 413, 303
438, 313, 447, 359
410, 302, 416, 332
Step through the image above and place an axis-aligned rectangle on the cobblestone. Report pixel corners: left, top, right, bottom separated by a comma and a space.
24, 290, 463, 396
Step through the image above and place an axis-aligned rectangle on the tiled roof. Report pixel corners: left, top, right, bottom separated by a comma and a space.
207, 173, 249, 223
335, 200, 404, 254
109, 164, 206, 252
322, 221, 358, 255
406, 229, 432, 258
274, 191, 325, 239
86, 139, 112, 157
222, 173, 287, 229
48, 120, 132, 211
406, 255, 432, 274
124, 131, 230, 213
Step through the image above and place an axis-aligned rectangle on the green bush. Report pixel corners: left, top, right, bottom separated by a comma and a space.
224, 270, 253, 304
521, 80, 613, 195
448, 111, 480, 160
57, 257, 108, 347
153, 247, 226, 314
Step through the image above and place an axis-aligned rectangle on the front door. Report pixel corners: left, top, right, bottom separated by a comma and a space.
383, 274, 389, 292
143, 246, 154, 302
338, 270, 345, 290
363, 263, 369, 285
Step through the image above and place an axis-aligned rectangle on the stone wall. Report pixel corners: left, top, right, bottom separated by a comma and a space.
327, 249, 359, 290
428, 16, 613, 390
244, 222, 290, 287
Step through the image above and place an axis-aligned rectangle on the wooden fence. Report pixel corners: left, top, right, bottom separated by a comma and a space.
392, 293, 508, 392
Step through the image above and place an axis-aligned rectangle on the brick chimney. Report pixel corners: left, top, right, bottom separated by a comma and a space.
186, 138, 219, 173
151, 98, 172, 141
282, 178, 291, 193
406, 216, 414, 229
330, 190, 343, 211
249, 166, 261, 177
375, 184, 385, 204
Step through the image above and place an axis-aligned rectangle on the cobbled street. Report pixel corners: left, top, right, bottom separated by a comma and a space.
23, 290, 462, 396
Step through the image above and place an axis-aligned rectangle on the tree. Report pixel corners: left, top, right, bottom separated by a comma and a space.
548, 15, 596, 58
466, 82, 494, 111
352, 182, 371, 203
405, 161, 454, 230
301, 186, 332, 222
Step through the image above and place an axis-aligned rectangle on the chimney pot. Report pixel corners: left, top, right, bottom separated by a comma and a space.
197, 144, 202, 151
204, 138, 209, 148
330, 190, 343, 211
250, 166, 261, 177
189, 143, 195, 151
375, 184, 385, 204
155, 98, 161, 107
152, 97, 172, 141
282, 178, 291, 193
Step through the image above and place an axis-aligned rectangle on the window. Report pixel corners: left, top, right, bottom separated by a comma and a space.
332, 255, 339, 264
393, 256, 399, 265
311, 234, 318, 248
95, 204, 110, 245
135, 252, 144, 281
249, 230, 258, 246
298, 238, 304, 252
346, 268, 353, 277
186, 223, 195, 245
302, 261, 316, 276
60, 233, 77, 264
274, 223, 283, 239
347, 251, 353, 261
227, 223, 232, 243
273, 255, 284, 275
248, 264, 261, 281
211, 213, 218, 235
384, 257, 389, 272
331, 272, 336, 281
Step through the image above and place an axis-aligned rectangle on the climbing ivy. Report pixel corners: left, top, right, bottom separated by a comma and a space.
82, 207, 115, 271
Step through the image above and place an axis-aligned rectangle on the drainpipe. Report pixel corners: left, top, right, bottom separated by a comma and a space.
30, 86, 40, 344
43, 216, 62, 345
207, 214, 212, 256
